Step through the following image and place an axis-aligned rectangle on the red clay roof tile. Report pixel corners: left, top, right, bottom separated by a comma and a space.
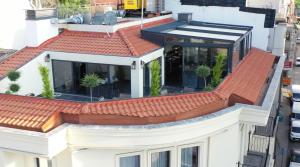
215, 48, 275, 104
0, 94, 81, 132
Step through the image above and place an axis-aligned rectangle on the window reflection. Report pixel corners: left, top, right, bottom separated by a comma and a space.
165, 45, 228, 89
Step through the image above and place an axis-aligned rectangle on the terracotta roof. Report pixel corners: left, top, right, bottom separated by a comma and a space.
0, 48, 42, 79
66, 92, 226, 125
0, 94, 81, 132
0, 18, 174, 79
45, 18, 174, 56
0, 48, 275, 132
216, 48, 275, 104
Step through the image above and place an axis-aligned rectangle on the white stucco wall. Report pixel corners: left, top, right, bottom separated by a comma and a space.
70, 149, 139, 167
208, 124, 240, 167
272, 23, 287, 56
165, 1, 271, 51
0, 52, 49, 96
25, 19, 59, 47
50, 124, 239, 167
0, 0, 30, 50
0, 151, 36, 167
0, 1, 58, 50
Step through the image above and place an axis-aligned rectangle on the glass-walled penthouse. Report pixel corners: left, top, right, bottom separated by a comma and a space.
142, 21, 252, 89
52, 60, 131, 101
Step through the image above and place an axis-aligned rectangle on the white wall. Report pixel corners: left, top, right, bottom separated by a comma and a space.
0, 1, 58, 49
70, 149, 138, 167
272, 23, 287, 56
53, 149, 72, 167
0, 52, 49, 96
208, 124, 240, 167
247, 0, 292, 19
25, 19, 59, 47
53, 124, 239, 167
0, 0, 30, 50
0, 151, 36, 167
165, 1, 271, 51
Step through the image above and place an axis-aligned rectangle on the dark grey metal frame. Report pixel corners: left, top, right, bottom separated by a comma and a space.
142, 21, 252, 73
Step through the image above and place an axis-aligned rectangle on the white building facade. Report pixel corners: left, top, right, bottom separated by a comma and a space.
0, 1, 289, 167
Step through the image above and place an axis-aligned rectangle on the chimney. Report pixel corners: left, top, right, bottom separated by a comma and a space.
25, 9, 58, 47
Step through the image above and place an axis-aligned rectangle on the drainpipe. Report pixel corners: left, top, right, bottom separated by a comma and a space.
247, 131, 251, 152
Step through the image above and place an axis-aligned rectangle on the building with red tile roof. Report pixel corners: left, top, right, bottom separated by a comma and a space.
0, 12, 285, 167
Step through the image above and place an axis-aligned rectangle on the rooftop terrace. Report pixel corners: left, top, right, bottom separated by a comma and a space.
0, 48, 276, 132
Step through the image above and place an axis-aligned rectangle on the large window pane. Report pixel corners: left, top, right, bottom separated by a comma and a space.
52, 60, 74, 93
181, 147, 199, 167
151, 151, 170, 167
120, 155, 140, 167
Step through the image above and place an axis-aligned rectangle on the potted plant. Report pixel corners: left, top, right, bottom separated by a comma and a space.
150, 60, 161, 96
6, 70, 21, 94
39, 65, 54, 99
81, 73, 103, 102
195, 65, 211, 89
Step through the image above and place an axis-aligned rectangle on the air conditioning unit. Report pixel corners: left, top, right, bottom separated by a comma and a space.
178, 13, 192, 23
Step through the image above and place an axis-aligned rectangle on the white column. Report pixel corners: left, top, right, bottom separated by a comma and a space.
131, 60, 144, 98
161, 54, 165, 86
239, 123, 251, 164
272, 23, 287, 57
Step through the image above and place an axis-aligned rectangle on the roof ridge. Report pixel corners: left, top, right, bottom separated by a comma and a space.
40, 33, 63, 49
117, 30, 139, 56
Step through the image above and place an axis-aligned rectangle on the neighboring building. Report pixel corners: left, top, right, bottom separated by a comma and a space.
247, 0, 295, 23
0, 1, 289, 167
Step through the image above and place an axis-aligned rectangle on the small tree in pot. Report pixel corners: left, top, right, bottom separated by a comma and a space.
6, 71, 21, 94
195, 65, 211, 89
81, 73, 103, 102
